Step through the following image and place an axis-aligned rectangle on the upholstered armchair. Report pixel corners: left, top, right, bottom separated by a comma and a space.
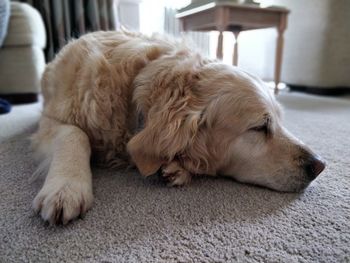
0, 2, 46, 103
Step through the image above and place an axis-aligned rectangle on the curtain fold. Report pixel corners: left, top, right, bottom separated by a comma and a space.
16, 0, 119, 62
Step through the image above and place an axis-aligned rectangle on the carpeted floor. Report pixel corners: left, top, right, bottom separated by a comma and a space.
0, 92, 349, 262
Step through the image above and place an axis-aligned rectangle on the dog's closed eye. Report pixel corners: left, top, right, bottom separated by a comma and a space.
249, 117, 271, 136
250, 124, 268, 134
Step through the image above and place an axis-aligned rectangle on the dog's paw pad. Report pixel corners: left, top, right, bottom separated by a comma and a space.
33, 179, 93, 225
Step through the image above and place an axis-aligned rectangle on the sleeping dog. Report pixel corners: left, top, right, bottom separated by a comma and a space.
31, 31, 326, 224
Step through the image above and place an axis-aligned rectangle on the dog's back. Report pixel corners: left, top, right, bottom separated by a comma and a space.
37, 31, 179, 166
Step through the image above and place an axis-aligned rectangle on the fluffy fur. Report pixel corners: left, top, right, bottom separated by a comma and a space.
31, 31, 325, 224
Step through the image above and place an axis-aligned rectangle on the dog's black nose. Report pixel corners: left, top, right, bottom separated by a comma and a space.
304, 155, 326, 179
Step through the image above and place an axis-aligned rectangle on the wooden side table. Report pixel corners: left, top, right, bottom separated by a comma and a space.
176, 3, 290, 94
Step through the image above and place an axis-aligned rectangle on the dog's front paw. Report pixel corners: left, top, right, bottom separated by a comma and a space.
33, 178, 93, 225
162, 162, 191, 186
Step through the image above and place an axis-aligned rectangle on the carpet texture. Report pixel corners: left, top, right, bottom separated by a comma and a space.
0, 92, 349, 262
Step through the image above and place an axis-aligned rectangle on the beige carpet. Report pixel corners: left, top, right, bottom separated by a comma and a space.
0, 92, 349, 262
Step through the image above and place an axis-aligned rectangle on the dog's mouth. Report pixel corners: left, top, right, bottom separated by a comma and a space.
266, 154, 326, 192
265, 167, 327, 193
221, 164, 326, 193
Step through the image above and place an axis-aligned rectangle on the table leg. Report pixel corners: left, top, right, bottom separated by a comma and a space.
233, 31, 240, 66
274, 31, 284, 94
216, 31, 224, 60
274, 15, 287, 95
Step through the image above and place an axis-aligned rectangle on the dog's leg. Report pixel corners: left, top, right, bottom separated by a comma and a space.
162, 161, 192, 186
32, 117, 93, 224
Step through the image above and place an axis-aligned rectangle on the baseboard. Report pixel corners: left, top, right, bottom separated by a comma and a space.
288, 84, 350, 96
0, 93, 38, 104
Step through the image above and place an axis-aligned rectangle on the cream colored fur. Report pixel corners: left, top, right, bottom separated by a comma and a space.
32, 31, 325, 224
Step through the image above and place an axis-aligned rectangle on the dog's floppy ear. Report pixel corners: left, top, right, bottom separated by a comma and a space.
128, 59, 206, 176
127, 107, 203, 176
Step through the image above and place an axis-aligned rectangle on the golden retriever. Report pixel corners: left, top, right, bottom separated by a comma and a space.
31, 31, 326, 224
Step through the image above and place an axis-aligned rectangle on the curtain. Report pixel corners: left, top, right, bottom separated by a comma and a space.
15, 0, 119, 62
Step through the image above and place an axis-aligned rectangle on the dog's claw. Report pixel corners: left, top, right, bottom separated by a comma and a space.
32, 178, 93, 225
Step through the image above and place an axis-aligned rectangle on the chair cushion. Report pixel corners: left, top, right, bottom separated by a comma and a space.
0, 46, 45, 94
2, 2, 46, 48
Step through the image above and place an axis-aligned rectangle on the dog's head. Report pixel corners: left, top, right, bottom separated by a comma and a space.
128, 54, 325, 192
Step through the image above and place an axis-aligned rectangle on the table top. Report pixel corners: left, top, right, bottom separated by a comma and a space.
176, 1, 289, 18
